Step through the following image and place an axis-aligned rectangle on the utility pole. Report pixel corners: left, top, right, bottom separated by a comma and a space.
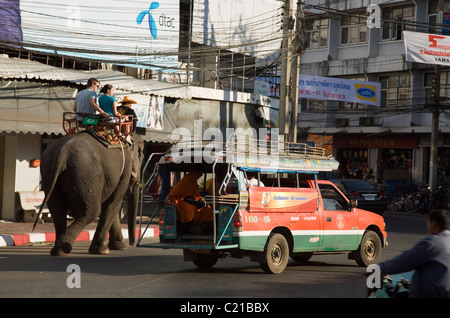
279, 0, 293, 144
429, 0, 444, 191
289, 0, 304, 143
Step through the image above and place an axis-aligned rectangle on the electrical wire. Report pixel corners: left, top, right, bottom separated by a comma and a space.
1, 0, 450, 85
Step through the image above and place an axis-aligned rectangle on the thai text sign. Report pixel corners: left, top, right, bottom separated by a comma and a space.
19, 0, 179, 71
249, 188, 318, 213
334, 134, 418, 149
403, 31, 450, 66
299, 75, 381, 107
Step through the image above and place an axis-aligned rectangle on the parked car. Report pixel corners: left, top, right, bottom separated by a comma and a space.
329, 179, 387, 215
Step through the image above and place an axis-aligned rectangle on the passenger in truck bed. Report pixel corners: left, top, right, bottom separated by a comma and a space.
166, 171, 213, 225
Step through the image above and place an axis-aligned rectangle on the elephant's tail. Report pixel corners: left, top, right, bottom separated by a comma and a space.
32, 158, 65, 231
33, 197, 48, 231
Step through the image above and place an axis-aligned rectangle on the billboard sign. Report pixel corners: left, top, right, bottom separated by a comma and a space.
298, 75, 381, 107
403, 30, 450, 66
192, 0, 281, 57
19, 0, 179, 71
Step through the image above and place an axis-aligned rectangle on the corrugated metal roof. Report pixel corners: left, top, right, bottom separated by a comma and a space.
0, 56, 279, 107
0, 56, 190, 99
0, 56, 278, 141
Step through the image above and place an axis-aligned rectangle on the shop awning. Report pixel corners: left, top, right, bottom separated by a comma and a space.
0, 56, 276, 142
0, 56, 190, 99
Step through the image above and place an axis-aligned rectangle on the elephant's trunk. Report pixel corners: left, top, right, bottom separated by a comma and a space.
127, 181, 139, 246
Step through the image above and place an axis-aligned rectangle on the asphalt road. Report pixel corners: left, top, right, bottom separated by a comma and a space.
0, 212, 428, 304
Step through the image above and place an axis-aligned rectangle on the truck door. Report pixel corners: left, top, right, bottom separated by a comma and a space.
318, 183, 359, 251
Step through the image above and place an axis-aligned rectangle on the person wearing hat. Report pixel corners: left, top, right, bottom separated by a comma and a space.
117, 96, 138, 133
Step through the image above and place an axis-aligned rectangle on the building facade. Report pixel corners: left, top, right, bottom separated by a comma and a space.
297, 0, 450, 194
0, 0, 281, 220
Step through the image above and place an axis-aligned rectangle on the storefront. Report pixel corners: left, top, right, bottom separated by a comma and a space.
332, 134, 418, 196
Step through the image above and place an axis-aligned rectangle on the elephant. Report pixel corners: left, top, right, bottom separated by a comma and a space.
34, 131, 144, 256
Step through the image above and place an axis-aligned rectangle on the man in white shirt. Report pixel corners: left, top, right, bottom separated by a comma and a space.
74, 78, 110, 121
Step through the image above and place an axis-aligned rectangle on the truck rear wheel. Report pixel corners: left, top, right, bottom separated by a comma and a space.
260, 233, 289, 274
354, 230, 382, 267
193, 253, 219, 269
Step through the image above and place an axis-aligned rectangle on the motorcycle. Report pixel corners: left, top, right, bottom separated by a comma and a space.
430, 185, 450, 209
368, 271, 413, 298
389, 193, 408, 212
404, 186, 430, 214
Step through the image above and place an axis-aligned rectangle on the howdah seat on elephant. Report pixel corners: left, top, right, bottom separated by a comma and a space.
63, 112, 134, 144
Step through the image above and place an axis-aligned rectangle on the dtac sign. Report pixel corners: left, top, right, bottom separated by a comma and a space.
18, 0, 179, 71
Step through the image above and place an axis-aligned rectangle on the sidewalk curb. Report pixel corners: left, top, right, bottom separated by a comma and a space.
0, 228, 159, 247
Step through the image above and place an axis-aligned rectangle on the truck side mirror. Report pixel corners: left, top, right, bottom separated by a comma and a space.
349, 199, 358, 210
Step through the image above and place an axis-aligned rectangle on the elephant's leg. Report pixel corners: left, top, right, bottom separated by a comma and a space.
108, 212, 126, 251
50, 196, 99, 256
48, 200, 69, 257
89, 200, 123, 254
52, 213, 97, 256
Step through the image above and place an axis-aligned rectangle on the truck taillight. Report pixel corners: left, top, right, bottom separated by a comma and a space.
159, 209, 164, 231
350, 191, 359, 199
233, 213, 243, 232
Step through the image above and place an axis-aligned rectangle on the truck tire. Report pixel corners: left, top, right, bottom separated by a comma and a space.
193, 253, 219, 269
260, 233, 289, 274
291, 252, 313, 263
354, 230, 382, 267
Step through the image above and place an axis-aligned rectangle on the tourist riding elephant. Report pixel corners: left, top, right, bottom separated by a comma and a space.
34, 131, 144, 256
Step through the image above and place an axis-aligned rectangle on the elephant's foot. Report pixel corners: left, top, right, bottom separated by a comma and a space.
50, 242, 72, 256
108, 240, 127, 251
88, 243, 110, 255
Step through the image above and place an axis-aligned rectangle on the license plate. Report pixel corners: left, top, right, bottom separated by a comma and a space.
362, 194, 376, 200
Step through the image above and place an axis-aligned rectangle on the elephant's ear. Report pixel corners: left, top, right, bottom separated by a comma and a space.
131, 141, 144, 179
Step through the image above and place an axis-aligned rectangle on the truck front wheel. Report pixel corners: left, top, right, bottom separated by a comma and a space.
354, 230, 382, 267
260, 233, 289, 274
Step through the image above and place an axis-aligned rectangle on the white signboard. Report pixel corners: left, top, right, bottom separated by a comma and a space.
299, 75, 381, 107
121, 94, 164, 130
403, 31, 450, 66
192, 0, 281, 57
20, 0, 179, 71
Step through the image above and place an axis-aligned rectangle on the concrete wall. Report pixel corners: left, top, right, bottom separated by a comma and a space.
0, 133, 41, 220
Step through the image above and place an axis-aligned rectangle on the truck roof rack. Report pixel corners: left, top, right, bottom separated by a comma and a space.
168, 134, 331, 161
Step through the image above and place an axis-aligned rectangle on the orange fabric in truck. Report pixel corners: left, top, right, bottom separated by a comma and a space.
167, 171, 213, 224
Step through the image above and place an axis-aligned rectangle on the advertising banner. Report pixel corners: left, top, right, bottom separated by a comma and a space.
249, 188, 318, 213
403, 30, 450, 66
443, 12, 450, 36
117, 94, 164, 130
298, 75, 381, 107
19, 0, 179, 71
192, 0, 281, 57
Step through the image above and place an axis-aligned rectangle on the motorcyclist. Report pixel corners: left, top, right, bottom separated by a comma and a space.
377, 209, 450, 298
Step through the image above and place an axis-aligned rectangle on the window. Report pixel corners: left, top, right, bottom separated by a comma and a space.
319, 184, 348, 211
379, 74, 412, 109
305, 18, 329, 49
340, 15, 368, 45
303, 99, 325, 112
424, 71, 450, 107
428, 0, 450, 34
381, 5, 415, 41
